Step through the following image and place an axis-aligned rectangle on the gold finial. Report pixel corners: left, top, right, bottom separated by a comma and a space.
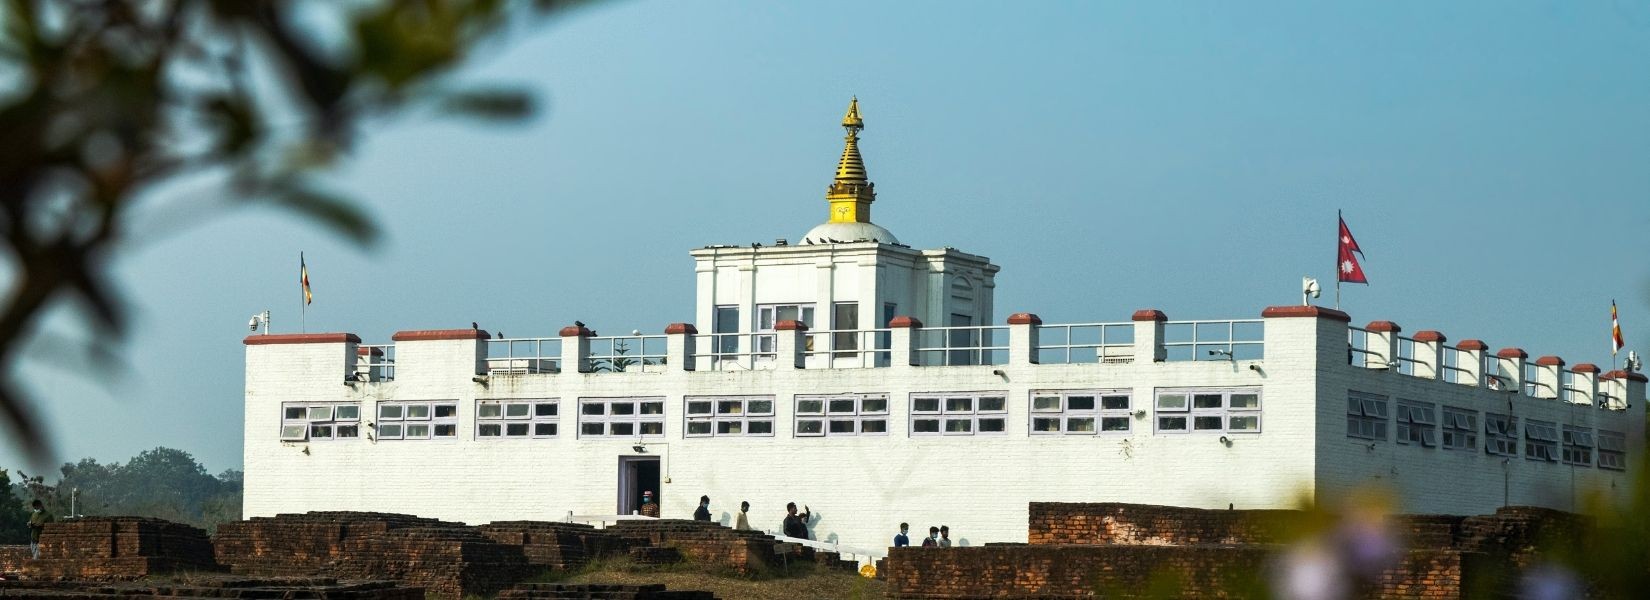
827, 97, 874, 223
841, 96, 864, 131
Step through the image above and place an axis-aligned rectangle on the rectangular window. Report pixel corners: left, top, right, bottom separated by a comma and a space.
1598, 430, 1627, 471
579, 397, 666, 438
477, 399, 559, 439
280, 402, 362, 442
714, 305, 740, 354
1395, 400, 1437, 447
376, 401, 458, 441
795, 393, 887, 437
1156, 388, 1261, 434
1441, 407, 1477, 451
1030, 390, 1131, 435
1524, 419, 1559, 462
1346, 391, 1389, 441
686, 395, 775, 437
1562, 426, 1594, 466
757, 304, 816, 353
1484, 413, 1518, 456
911, 392, 1007, 436
832, 302, 859, 357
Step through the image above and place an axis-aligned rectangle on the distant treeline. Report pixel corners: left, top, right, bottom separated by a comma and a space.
0, 447, 241, 542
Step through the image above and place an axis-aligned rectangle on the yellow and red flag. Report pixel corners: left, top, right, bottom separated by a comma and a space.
1612, 300, 1623, 355
301, 252, 313, 306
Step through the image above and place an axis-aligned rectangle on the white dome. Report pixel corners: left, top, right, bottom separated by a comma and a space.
801, 221, 899, 245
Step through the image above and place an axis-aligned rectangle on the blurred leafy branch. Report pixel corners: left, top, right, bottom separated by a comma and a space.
0, 0, 578, 463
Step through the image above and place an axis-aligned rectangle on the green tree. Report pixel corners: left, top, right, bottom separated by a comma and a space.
0, 468, 29, 543
0, 0, 578, 464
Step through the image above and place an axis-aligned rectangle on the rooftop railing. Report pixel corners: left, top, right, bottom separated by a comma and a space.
1035, 322, 1134, 364
1393, 335, 1420, 376
485, 338, 562, 374
690, 333, 776, 371
588, 335, 667, 373
1439, 344, 1473, 385
356, 344, 395, 382
1164, 319, 1263, 361
802, 328, 892, 369
914, 325, 1008, 366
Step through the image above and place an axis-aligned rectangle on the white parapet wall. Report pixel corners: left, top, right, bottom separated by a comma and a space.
242, 307, 1645, 551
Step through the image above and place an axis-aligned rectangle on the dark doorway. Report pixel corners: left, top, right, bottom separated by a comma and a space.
618, 456, 661, 515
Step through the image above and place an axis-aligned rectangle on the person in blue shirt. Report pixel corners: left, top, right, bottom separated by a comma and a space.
893, 522, 910, 547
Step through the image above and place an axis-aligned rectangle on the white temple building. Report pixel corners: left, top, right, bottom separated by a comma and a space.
243, 100, 1646, 552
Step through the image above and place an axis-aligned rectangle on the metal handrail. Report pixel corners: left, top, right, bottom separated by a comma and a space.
1162, 319, 1264, 361
485, 338, 562, 374
690, 333, 778, 371
587, 335, 668, 373
563, 512, 659, 529
1035, 322, 1134, 364
1393, 335, 1420, 376
766, 531, 887, 564
913, 325, 1009, 366
357, 344, 395, 381
801, 328, 893, 368
1439, 345, 1473, 385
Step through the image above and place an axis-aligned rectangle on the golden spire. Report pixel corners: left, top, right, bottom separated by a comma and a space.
827, 97, 875, 223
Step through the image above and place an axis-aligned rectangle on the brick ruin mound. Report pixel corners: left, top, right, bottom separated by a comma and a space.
477, 521, 644, 571
884, 503, 1600, 600
211, 511, 463, 575
22, 517, 219, 581
329, 526, 542, 599
0, 576, 423, 599
499, 582, 717, 600
606, 519, 862, 575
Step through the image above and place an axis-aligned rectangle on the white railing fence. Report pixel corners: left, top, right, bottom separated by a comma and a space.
913, 326, 1009, 366
1035, 322, 1134, 364
1164, 319, 1264, 361
588, 335, 668, 373
485, 338, 563, 374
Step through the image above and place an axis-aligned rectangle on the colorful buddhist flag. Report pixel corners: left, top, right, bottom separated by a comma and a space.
301, 252, 313, 306
1612, 300, 1623, 356
1337, 213, 1367, 284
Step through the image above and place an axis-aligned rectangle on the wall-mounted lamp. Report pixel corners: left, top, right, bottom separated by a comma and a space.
991, 369, 1007, 380
1247, 364, 1262, 373
1218, 435, 1231, 446
1208, 349, 1233, 361
632, 445, 647, 453
1131, 410, 1147, 419
472, 375, 490, 385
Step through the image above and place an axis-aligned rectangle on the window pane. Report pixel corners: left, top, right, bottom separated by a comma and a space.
798, 400, 823, 414
336, 425, 359, 438
945, 397, 973, 412
1193, 394, 1223, 409
687, 401, 713, 415
284, 407, 307, 420
1033, 396, 1061, 411
281, 425, 307, 440
506, 423, 529, 436
308, 406, 333, 421
379, 405, 404, 419
610, 422, 635, 436
748, 400, 773, 414
1032, 418, 1060, 432
378, 424, 403, 438
978, 419, 1005, 432
480, 424, 502, 437
581, 423, 604, 436
1101, 396, 1129, 410
1101, 417, 1130, 431
434, 424, 456, 437
944, 419, 973, 433
978, 397, 1006, 412
640, 422, 663, 435
860, 420, 887, 433
688, 421, 712, 435
914, 419, 940, 433
1066, 417, 1096, 432
406, 405, 430, 419
861, 398, 888, 413
914, 398, 940, 413
582, 403, 605, 416
717, 421, 743, 435
406, 424, 430, 438
505, 404, 530, 418
1194, 416, 1223, 430
797, 420, 823, 435
1067, 396, 1095, 411
335, 405, 360, 420
535, 403, 557, 417
611, 403, 635, 415
828, 420, 856, 433
308, 424, 332, 439
641, 402, 664, 415
435, 405, 458, 419
1229, 416, 1259, 431
748, 420, 773, 435
828, 399, 856, 414
1159, 416, 1187, 431
534, 423, 556, 437
1157, 394, 1187, 410
1229, 394, 1259, 409
480, 404, 503, 419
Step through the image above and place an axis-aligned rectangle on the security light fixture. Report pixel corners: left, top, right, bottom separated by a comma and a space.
1218, 436, 1231, 445
1302, 277, 1321, 306
248, 310, 271, 334
1208, 349, 1233, 360
632, 445, 646, 453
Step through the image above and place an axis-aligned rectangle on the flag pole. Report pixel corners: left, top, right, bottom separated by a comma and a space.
301, 252, 307, 333
1335, 210, 1342, 310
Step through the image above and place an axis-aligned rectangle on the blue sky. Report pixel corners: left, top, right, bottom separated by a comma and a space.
5, 0, 1648, 473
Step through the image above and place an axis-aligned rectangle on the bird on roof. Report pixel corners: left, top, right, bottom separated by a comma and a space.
471, 322, 479, 330
496, 331, 503, 339
574, 320, 585, 328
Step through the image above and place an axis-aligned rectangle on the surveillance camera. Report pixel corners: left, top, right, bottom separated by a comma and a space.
248, 318, 259, 332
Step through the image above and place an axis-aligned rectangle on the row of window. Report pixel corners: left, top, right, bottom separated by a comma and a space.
1346, 391, 1626, 471
279, 388, 1262, 442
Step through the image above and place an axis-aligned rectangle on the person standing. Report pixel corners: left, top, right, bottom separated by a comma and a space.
921, 526, 939, 547
735, 501, 752, 530
693, 495, 712, 521
782, 502, 811, 539
28, 500, 53, 560
893, 522, 911, 547
939, 525, 952, 547
638, 491, 660, 518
